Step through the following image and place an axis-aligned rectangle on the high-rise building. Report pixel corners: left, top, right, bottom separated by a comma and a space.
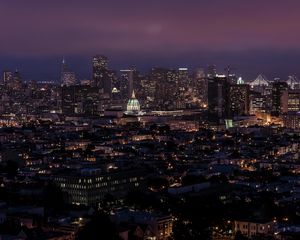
119, 69, 134, 99
178, 68, 189, 86
92, 55, 108, 71
282, 112, 300, 129
3, 71, 13, 85
230, 84, 250, 116
207, 75, 231, 120
151, 68, 178, 110
60, 58, 76, 86
9, 69, 22, 90
62, 71, 76, 86
61, 85, 101, 115
287, 89, 300, 112
140, 75, 156, 108
249, 91, 268, 114
207, 65, 217, 78
271, 81, 288, 116
194, 68, 207, 107
60, 58, 68, 83
92, 55, 112, 96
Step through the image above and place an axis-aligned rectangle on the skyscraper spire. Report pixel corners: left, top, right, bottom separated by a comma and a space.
131, 90, 136, 99
61, 57, 67, 72
61, 57, 68, 84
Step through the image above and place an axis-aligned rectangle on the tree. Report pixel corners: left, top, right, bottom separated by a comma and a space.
76, 211, 120, 240
5, 160, 19, 178
42, 182, 66, 214
234, 231, 248, 240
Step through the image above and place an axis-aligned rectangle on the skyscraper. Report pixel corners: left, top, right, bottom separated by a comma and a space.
207, 65, 217, 78
230, 84, 250, 116
12, 69, 22, 90
119, 69, 134, 99
92, 55, 108, 71
194, 68, 207, 107
287, 89, 300, 112
3, 71, 13, 85
271, 81, 288, 116
60, 58, 76, 86
92, 55, 111, 96
62, 72, 76, 86
207, 75, 231, 121
60, 58, 68, 84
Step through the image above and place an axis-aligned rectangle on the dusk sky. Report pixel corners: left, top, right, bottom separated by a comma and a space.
1, 0, 300, 81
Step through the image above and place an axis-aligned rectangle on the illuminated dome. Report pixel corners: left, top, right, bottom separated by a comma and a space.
126, 90, 140, 112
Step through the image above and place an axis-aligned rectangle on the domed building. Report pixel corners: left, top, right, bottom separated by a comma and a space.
124, 90, 143, 116
127, 90, 140, 111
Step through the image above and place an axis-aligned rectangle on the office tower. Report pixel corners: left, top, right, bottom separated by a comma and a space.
107, 70, 117, 97
249, 91, 268, 114
140, 75, 156, 108
151, 68, 173, 110
193, 68, 207, 107
228, 74, 238, 84
287, 89, 300, 112
92, 55, 108, 86
178, 68, 189, 86
119, 69, 134, 100
60, 58, 76, 86
151, 68, 166, 109
118, 68, 142, 101
271, 81, 288, 116
61, 85, 101, 115
282, 112, 300, 129
92, 55, 108, 71
60, 58, 68, 83
92, 55, 112, 97
207, 75, 231, 120
207, 65, 217, 78
11, 69, 22, 90
3, 71, 13, 85
27, 79, 38, 90
62, 72, 76, 86
230, 84, 250, 116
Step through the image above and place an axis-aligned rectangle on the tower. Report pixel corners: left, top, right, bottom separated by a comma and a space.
3, 71, 13, 85
61, 58, 68, 84
61, 58, 76, 86
92, 55, 111, 95
12, 69, 22, 90
119, 69, 135, 100
207, 75, 231, 121
194, 68, 207, 107
272, 81, 288, 116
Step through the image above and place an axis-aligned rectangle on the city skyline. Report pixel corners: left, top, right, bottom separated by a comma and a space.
1, 0, 300, 80
0, 2, 299, 239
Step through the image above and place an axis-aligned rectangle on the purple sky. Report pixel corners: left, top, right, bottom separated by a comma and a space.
1, 0, 300, 81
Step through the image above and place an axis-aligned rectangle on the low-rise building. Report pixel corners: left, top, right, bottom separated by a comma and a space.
234, 219, 275, 238
54, 168, 146, 206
